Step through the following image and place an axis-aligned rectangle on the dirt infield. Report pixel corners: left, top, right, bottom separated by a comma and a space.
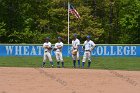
0, 67, 140, 93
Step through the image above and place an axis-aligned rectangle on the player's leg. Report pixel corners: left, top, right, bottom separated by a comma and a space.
55, 52, 60, 68
59, 52, 64, 68
77, 51, 80, 68
82, 52, 87, 68
87, 51, 91, 68
42, 52, 47, 68
72, 54, 76, 68
47, 52, 54, 67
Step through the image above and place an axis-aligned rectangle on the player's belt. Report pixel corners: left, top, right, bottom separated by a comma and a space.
45, 51, 48, 52
85, 50, 90, 51
56, 51, 61, 52
73, 48, 78, 51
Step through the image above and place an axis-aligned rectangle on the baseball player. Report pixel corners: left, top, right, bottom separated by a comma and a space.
71, 33, 80, 68
42, 37, 54, 68
82, 35, 96, 68
54, 37, 64, 68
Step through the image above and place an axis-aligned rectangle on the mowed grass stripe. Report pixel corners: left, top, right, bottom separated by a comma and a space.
0, 57, 140, 71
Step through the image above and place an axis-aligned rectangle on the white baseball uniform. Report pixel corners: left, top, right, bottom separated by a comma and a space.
54, 42, 63, 62
43, 42, 53, 62
82, 40, 96, 62
72, 38, 80, 60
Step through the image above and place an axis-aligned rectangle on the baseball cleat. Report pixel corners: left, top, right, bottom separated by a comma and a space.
41, 65, 45, 68
82, 66, 84, 69
73, 66, 76, 68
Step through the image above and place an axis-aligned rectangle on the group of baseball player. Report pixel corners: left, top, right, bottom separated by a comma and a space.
42, 34, 96, 69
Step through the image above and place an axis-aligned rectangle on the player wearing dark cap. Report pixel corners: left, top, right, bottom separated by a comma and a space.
82, 35, 96, 68
42, 37, 54, 68
54, 37, 64, 68
71, 33, 80, 68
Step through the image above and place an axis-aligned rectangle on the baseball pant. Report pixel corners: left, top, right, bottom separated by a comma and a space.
72, 51, 80, 60
82, 51, 91, 62
55, 52, 63, 62
43, 51, 53, 62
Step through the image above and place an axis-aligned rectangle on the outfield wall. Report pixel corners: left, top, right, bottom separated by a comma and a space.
0, 44, 140, 57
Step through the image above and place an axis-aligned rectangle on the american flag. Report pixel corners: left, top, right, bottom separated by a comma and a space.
69, 4, 80, 19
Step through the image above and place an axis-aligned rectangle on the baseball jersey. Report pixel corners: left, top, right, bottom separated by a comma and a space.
72, 38, 80, 49
55, 42, 63, 52
43, 42, 51, 52
83, 40, 96, 51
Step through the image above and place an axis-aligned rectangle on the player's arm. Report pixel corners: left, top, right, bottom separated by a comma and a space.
53, 44, 57, 51
76, 41, 80, 51
50, 43, 52, 48
43, 44, 48, 49
72, 41, 76, 49
90, 42, 96, 51
82, 41, 86, 50
43, 45, 50, 49
77, 40, 80, 49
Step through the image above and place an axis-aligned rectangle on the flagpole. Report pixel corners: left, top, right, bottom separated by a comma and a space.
67, 2, 70, 57
68, 2, 70, 45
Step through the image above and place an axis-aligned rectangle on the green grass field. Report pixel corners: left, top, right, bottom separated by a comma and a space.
0, 56, 140, 71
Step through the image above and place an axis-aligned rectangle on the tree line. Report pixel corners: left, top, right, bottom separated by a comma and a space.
0, 0, 140, 44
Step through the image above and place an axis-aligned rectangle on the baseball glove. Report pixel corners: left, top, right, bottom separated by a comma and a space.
53, 48, 57, 51
82, 46, 85, 50
72, 50, 77, 55
47, 46, 53, 51
44, 46, 52, 49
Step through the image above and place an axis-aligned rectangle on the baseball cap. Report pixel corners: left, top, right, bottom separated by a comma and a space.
86, 35, 90, 39
45, 37, 50, 40
58, 36, 61, 39
73, 33, 77, 37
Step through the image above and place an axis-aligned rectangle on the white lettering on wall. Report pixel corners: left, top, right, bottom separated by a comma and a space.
117, 46, 123, 55
23, 46, 29, 55
37, 46, 42, 55
124, 46, 130, 55
15, 46, 22, 55
110, 46, 116, 55
97, 46, 103, 55
30, 46, 37, 55
103, 46, 109, 55
3, 45, 138, 56
131, 46, 136, 55
92, 46, 137, 56
5, 46, 14, 55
